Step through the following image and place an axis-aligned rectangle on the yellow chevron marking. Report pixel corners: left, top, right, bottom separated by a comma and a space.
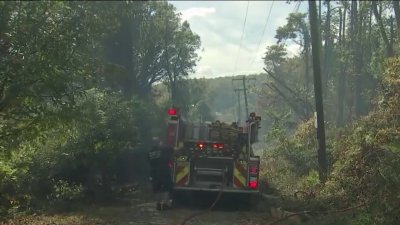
175, 165, 189, 183
234, 166, 246, 186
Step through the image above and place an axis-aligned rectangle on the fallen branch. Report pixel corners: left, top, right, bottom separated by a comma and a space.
266, 203, 366, 225
267, 210, 313, 225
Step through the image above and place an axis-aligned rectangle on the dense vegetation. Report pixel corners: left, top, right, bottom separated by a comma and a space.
259, 1, 400, 225
0, 1, 203, 215
0, 1, 399, 225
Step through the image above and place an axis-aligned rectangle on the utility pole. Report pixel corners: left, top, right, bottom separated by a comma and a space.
234, 88, 243, 123
233, 76, 256, 118
309, 0, 327, 182
242, 78, 249, 117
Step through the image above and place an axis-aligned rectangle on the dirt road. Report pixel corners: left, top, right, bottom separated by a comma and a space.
1, 189, 276, 225
89, 190, 275, 225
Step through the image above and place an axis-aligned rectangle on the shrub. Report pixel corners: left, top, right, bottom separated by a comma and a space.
47, 180, 85, 208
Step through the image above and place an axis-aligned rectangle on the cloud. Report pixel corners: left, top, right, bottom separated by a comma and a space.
180, 7, 216, 21
286, 43, 302, 57
171, 1, 308, 78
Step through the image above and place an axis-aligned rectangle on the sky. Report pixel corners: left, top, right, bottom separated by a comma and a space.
169, 1, 308, 78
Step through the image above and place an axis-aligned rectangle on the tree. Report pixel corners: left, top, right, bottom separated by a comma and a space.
276, 13, 311, 91
164, 19, 201, 106
263, 44, 287, 72
102, 1, 200, 99
372, 1, 394, 57
262, 43, 313, 121
309, 0, 327, 182
0, 1, 109, 149
336, 7, 347, 127
322, 0, 332, 97
394, 0, 400, 32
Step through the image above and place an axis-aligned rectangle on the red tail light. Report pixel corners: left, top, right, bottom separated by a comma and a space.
212, 143, 224, 150
167, 108, 177, 116
197, 142, 204, 149
249, 180, 258, 189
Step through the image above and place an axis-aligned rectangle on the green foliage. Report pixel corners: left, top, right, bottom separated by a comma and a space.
0, 161, 17, 215
49, 180, 85, 202
101, 1, 201, 98
263, 57, 400, 225
1, 0, 200, 216
262, 117, 320, 195
302, 169, 320, 190
323, 57, 400, 225
0, 1, 111, 153
263, 44, 287, 72
0, 89, 149, 213
275, 13, 309, 46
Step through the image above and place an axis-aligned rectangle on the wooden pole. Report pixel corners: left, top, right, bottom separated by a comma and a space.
309, 0, 328, 182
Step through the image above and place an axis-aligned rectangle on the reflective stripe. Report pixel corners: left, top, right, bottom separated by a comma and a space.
233, 162, 246, 188
175, 164, 189, 185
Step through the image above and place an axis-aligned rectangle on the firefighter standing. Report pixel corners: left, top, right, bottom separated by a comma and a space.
148, 137, 174, 210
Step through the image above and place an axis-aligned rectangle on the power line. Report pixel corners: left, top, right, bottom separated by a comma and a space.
233, 76, 256, 121
233, 1, 250, 75
295, 1, 301, 13
248, 1, 275, 70
248, 1, 299, 72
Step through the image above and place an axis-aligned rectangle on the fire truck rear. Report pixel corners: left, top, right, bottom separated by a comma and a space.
165, 108, 261, 194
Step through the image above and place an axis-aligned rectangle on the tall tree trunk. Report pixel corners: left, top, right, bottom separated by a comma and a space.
390, 16, 395, 53
304, 25, 311, 92
319, 0, 322, 23
394, 0, 400, 32
372, 1, 394, 56
337, 8, 346, 127
318, 0, 323, 81
305, 46, 310, 91
323, 0, 331, 97
354, 1, 364, 117
347, 0, 357, 120
369, 2, 372, 50
309, 0, 327, 183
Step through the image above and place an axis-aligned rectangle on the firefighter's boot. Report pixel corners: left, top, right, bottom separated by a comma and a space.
156, 202, 161, 211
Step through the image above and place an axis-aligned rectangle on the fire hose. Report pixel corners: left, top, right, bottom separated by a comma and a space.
176, 174, 225, 225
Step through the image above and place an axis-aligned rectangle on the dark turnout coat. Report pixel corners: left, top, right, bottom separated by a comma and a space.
148, 145, 174, 193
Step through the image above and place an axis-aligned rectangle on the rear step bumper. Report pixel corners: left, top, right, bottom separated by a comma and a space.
173, 186, 259, 193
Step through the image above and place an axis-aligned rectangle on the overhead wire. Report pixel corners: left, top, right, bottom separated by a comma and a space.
248, 1, 300, 72
294, 1, 301, 13
232, 1, 301, 117
233, 1, 250, 75
248, 1, 275, 70
292, 1, 301, 13
232, 1, 249, 121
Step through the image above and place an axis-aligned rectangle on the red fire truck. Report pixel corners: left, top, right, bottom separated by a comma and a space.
165, 107, 261, 194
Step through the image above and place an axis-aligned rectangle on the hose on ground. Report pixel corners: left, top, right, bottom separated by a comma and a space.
176, 176, 225, 225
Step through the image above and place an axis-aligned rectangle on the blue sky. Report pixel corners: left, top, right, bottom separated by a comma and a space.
169, 1, 308, 78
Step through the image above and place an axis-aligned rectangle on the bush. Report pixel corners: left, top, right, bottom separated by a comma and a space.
262, 117, 321, 195
324, 58, 400, 225
0, 88, 165, 215
49, 180, 85, 202
261, 57, 400, 225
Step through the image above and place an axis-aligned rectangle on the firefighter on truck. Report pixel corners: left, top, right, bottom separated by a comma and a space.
165, 107, 262, 195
